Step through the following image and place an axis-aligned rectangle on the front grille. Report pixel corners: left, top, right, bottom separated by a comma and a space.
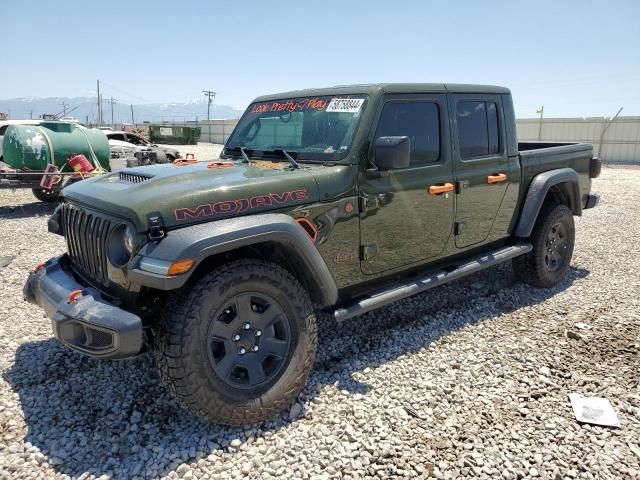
62, 203, 113, 285
119, 171, 152, 183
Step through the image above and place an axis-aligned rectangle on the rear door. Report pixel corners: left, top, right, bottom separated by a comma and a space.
359, 94, 455, 274
449, 94, 509, 247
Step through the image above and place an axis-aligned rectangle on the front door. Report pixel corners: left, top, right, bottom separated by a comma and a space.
448, 94, 510, 248
359, 94, 455, 275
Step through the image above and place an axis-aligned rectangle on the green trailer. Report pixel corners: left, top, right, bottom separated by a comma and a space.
0, 121, 109, 202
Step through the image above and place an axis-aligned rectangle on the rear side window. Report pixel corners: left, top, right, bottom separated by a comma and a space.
456, 100, 500, 159
375, 102, 440, 165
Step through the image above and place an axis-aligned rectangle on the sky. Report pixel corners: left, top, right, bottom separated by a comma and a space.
1, 0, 639, 118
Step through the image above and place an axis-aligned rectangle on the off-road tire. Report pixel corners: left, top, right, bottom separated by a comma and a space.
154, 259, 317, 425
512, 203, 575, 288
31, 188, 60, 203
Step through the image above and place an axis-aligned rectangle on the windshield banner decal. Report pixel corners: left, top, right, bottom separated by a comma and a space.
251, 98, 328, 114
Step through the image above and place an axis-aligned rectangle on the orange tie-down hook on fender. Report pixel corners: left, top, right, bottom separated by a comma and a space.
428, 183, 454, 195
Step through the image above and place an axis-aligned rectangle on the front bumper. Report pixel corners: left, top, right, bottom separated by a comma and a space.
23, 255, 143, 359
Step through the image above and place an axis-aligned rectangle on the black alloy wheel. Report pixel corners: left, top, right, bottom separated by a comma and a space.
207, 292, 292, 389
544, 222, 568, 272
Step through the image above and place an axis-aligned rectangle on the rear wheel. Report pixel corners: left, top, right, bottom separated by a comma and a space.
154, 259, 317, 425
31, 188, 60, 203
512, 203, 575, 287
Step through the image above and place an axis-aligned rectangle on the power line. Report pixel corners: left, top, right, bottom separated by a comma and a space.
99, 80, 157, 104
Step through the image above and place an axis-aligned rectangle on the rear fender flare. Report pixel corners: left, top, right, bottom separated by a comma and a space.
131, 213, 338, 307
514, 168, 581, 238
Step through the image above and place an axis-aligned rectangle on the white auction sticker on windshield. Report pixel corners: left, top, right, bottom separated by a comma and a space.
326, 98, 365, 113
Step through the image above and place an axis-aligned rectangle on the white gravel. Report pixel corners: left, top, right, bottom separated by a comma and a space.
157, 142, 224, 162
0, 162, 639, 480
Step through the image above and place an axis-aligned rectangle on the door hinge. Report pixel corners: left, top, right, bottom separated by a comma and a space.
361, 244, 378, 261
454, 221, 465, 236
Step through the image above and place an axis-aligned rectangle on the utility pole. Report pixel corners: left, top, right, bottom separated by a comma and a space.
130, 104, 135, 125
107, 97, 118, 129
97, 79, 101, 125
536, 105, 544, 141
30, 110, 33, 119
203, 89, 216, 143
59, 101, 67, 118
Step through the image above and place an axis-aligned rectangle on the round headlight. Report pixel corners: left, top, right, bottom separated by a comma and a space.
123, 226, 135, 255
108, 224, 134, 267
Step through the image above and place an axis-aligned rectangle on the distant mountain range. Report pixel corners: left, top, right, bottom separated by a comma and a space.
0, 96, 244, 124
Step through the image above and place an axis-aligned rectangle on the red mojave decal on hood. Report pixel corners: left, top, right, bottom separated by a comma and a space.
174, 188, 309, 222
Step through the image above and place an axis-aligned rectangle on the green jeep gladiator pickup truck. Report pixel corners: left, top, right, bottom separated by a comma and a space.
25, 84, 601, 425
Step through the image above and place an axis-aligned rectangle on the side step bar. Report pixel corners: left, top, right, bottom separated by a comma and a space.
333, 243, 532, 322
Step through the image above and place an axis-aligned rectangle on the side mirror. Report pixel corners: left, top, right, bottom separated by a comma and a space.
374, 136, 410, 170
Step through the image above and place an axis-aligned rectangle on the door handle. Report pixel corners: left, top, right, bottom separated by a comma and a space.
487, 173, 508, 184
428, 183, 454, 195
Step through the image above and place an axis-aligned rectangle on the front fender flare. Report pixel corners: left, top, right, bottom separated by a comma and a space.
129, 214, 339, 307
514, 168, 581, 238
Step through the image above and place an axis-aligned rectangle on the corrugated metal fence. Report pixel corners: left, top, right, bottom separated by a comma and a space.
197, 119, 239, 144
517, 116, 640, 163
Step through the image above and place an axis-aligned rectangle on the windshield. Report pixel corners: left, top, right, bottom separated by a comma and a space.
225, 95, 368, 161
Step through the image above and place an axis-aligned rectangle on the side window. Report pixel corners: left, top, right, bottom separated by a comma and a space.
456, 100, 500, 159
375, 101, 440, 165
0, 125, 8, 135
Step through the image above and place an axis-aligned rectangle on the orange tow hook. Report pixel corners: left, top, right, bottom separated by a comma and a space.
34, 262, 46, 272
67, 289, 84, 304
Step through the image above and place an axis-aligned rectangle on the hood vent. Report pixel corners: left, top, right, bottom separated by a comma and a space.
119, 170, 153, 184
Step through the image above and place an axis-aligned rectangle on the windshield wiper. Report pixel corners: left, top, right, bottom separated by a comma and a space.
228, 146, 300, 168
225, 146, 251, 163
279, 149, 300, 169
239, 147, 251, 163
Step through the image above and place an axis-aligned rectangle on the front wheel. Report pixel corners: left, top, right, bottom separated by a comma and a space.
32, 188, 61, 203
154, 259, 317, 425
512, 203, 575, 288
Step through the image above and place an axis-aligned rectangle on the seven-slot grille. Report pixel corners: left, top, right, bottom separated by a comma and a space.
62, 203, 113, 285
119, 171, 152, 183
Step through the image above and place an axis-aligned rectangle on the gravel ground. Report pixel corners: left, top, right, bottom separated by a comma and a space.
157, 143, 224, 162
0, 163, 639, 480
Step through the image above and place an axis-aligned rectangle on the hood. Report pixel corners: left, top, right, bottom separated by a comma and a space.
62, 160, 324, 231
